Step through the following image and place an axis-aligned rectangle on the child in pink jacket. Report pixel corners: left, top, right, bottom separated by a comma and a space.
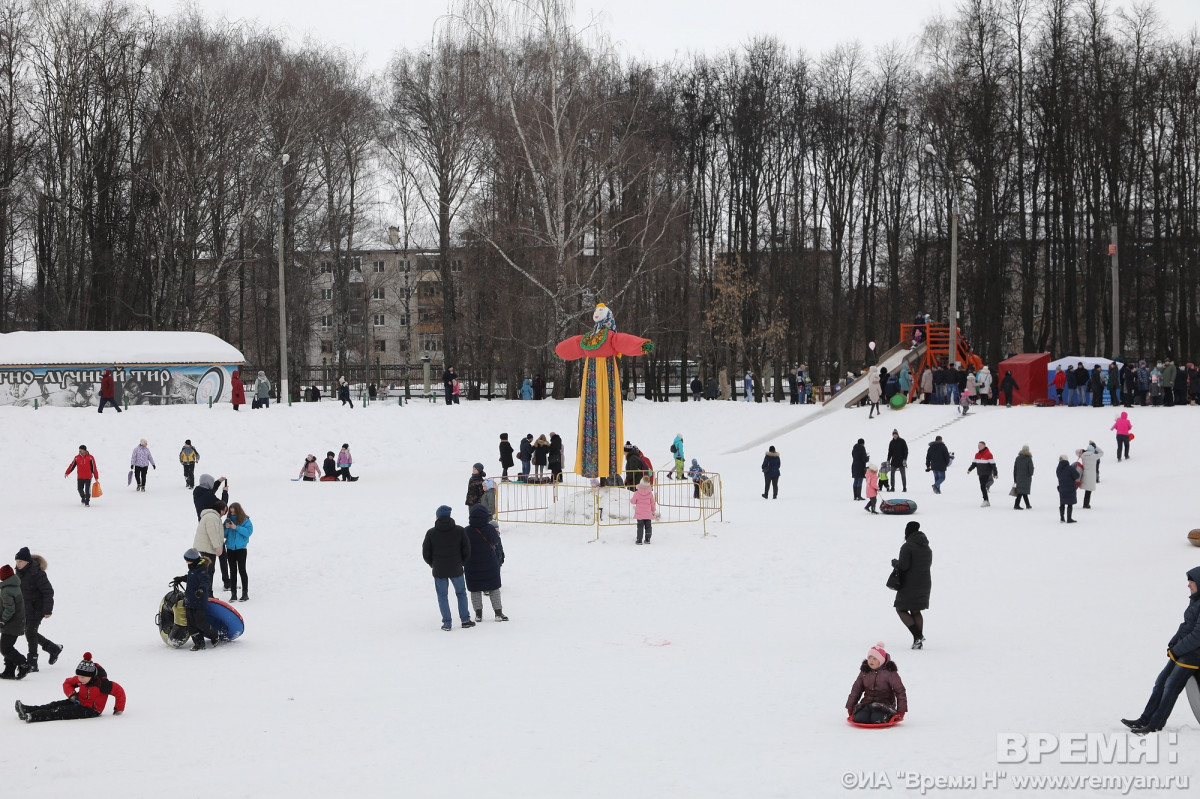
864, 466, 880, 514
630, 477, 658, 545
1111, 411, 1132, 461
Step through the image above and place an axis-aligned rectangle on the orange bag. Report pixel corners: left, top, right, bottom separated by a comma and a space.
91, 480, 103, 498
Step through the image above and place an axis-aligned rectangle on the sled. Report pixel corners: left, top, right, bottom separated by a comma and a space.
206, 597, 245, 642
1186, 671, 1200, 724
128, 470, 134, 486
155, 582, 191, 648
1033, 398, 1058, 407
847, 715, 903, 729
879, 498, 917, 515
700, 478, 715, 498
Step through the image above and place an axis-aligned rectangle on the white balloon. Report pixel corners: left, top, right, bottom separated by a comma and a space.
869, 341, 876, 351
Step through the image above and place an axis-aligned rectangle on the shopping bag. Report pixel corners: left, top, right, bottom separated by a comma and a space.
128, 470, 134, 485
92, 480, 103, 498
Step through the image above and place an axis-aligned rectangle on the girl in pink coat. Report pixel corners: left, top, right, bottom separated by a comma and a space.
629, 477, 658, 545
864, 465, 880, 514
1111, 412, 1132, 461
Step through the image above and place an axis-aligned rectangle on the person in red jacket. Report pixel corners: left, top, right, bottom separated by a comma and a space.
15, 651, 125, 723
64, 445, 99, 507
230, 370, 246, 411
1052, 366, 1067, 405
97, 369, 121, 413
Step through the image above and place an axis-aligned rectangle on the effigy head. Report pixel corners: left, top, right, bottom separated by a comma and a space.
592, 303, 617, 333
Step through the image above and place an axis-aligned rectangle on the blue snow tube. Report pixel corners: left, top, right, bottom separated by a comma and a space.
206, 597, 245, 641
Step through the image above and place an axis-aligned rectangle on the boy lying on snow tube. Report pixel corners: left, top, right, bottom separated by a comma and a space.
846, 642, 907, 726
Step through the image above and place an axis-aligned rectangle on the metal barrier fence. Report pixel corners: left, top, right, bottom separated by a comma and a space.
494, 470, 723, 540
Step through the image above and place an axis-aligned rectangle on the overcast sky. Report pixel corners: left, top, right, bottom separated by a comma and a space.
143, 0, 1200, 71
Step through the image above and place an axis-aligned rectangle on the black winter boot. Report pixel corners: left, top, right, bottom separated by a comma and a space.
0, 662, 14, 679
495, 610, 509, 621
25, 653, 38, 673
47, 643, 63, 665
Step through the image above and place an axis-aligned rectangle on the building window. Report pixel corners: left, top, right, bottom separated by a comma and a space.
454, 285, 464, 300
371, 287, 385, 300
373, 314, 385, 327
397, 314, 408, 327
421, 285, 439, 298
373, 260, 385, 273
374, 339, 386, 352
420, 336, 442, 352
320, 340, 333, 353
321, 289, 333, 301
399, 260, 409, 273
418, 310, 438, 324
320, 261, 332, 273
320, 315, 332, 329
351, 256, 363, 272
450, 259, 463, 273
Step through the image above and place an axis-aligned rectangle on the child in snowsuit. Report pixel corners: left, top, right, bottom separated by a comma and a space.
179, 440, 199, 489
465, 463, 486, 507
845, 642, 907, 725
337, 444, 357, 481
687, 459, 705, 499
298, 455, 319, 482
671, 434, 685, 480
630, 477, 657, 545
877, 462, 890, 493
321, 452, 339, 481
15, 652, 125, 723
130, 439, 156, 492
177, 549, 219, 650
499, 433, 514, 480
864, 466, 880, 514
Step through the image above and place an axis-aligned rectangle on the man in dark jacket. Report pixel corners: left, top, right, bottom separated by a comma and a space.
1090, 366, 1105, 407
192, 474, 229, 521
518, 434, 534, 479
925, 436, 951, 494
786, 371, 799, 404
1121, 362, 1136, 407
499, 433, 514, 480
887, 430, 909, 492
13, 548, 61, 672
1122, 566, 1200, 734
705, 376, 718, 401
0, 563, 30, 679
97, 368, 121, 413
851, 439, 869, 500
422, 506, 474, 631
1161, 358, 1178, 406
892, 521, 932, 649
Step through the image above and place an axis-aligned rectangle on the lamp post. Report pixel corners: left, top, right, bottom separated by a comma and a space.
277, 153, 290, 404
925, 143, 959, 366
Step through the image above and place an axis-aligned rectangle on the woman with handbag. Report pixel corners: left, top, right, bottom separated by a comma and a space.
1012, 445, 1034, 510
891, 521, 932, 649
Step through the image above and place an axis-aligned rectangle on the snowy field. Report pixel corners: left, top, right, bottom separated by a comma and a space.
1, 395, 1197, 798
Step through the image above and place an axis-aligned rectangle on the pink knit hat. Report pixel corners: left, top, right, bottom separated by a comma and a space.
867, 642, 888, 663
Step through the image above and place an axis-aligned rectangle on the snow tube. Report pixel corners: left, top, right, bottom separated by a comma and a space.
889, 394, 907, 409
880, 498, 917, 515
155, 584, 190, 648
207, 597, 245, 642
847, 716, 902, 729
1186, 672, 1200, 725
1033, 398, 1057, 407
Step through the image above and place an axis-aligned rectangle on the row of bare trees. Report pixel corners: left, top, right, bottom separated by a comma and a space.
1, 0, 1197, 398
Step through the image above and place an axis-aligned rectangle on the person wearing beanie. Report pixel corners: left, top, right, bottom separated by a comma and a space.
851, 439, 869, 501
337, 444, 358, 481
179, 440, 200, 489
176, 550, 219, 650
891, 522, 932, 649
863, 465, 880, 514
887, 430, 909, 492
322, 451, 339, 481
966, 441, 998, 507
15, 651, 126, 722
0, 563, 30, 679
761, 445, 781, 499
1012, 445, 1034, 510
14, 549, 62, 673
1056, 455, 1080, 523
1122, 567, 1200, 735
422, 506, 474, 630
499, 433, 515, 480
464, 503, 508, 622
671, 434, 685, 480
845, 642, 908, 724
549, 432, 565, 484
518, 434, 534, 481
64, 444, 99, 507
687, 458, 706, 499
466, 463, 487, 507
630, 476, 658, 544
130, 438, 156, 492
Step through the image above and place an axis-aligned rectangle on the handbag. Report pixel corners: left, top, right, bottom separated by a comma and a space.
91, 480, 103, 498
1008, 485, 1018, 497
886, 568, 903, 591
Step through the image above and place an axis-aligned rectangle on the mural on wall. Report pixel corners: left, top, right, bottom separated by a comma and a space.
0, 365, 235, 407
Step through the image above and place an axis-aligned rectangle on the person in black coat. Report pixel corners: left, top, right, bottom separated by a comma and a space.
925, 436, 951, 494
851, 439, 869, 500
1056, 455, 1079, 523
1122, 566, 1200, 734
705, 376, 718, 400
690, 376, 702, 401
518, 434, 533, 479
498, 433, 515, 479
192, 474, 228, 521
464, 504, 508, 622
441, 367, 455, 406
322, 452, 338, 480
177, 549, 219, 651
624, 444, 644, 489
761, 446, 780, 499
532, 374, 545, 400
887, 430, 909, 492
548, 432, 564, 483
422, 506, 474, 630
13, 548, 61, 672
1090, 366, 1105, 407
999, 370, 1019, 407
786, 371, 799, 404
892, 521, 932, 649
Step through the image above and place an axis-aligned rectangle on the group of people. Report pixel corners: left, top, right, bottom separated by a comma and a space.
422, 504, 508, 630
182, 473, 254, 650
500, 432, 564, 482
229, 370, 272, 410
1052, 358, 1200, 408
298, 445, 358, 482
850, 430, 911, 503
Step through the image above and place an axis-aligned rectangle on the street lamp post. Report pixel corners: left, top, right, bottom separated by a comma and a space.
925, 143, 959, 366
277, 153, 290, 404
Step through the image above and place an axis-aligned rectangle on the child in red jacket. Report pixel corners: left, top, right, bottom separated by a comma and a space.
15, 652, 125, 723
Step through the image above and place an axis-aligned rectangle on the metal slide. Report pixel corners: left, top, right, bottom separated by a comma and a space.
821, 341, 925, 411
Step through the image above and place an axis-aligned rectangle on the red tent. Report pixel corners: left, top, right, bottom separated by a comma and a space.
996, 353, 1050, 405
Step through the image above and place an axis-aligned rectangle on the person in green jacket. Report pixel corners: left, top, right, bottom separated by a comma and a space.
0, 564, 30, 679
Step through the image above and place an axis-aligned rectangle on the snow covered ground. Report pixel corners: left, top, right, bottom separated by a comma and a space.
1, 395, 1197, 797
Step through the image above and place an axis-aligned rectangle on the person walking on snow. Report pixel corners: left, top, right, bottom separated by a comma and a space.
97, 369, 121, 413
743, 371, 754, 402
0, 563, 30, 679
864, 465, 880, 514
65, 445, 99, 507
846, 642, 908, 724
1112, 411, 1133, 461
230, 370, 245, 410
892, 521, 932, 649
338, 377, 353, 408
1056, 455, 1079, 523
851, 439, 869, 500
130, 439, 156, 492
887, 430, 909, 492
337, 444, 358, 481
14, 548, 62, 672
925, 436, 951, 494
671, 434, 685, 480
1012, 445, 1034, 510
498, 433, 514, 480
762, 446, 780, 499
14, 652, 125, 722
464, 504, 507, 622
1121, 567, 1200, 735
966, 442, 998, 506
179, 440, 199, 489
630, 477, 658, 544
253, 371, 271, 408
1079, 444, 1102, 509
999, 370, 1019, 407
867, 370, 882, 418
422, 506, 475, 631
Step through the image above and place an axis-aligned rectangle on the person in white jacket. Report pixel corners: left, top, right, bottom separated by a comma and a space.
193, 502, 226, 593
976, 366, 992, 405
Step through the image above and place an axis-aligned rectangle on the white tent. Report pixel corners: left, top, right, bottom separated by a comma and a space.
1046, 355, 1122, 371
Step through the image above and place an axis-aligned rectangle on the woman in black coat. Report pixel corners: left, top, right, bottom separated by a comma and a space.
1056, 456, 1079, 523
892, 521, 932, 649
548, 433, 564, 483
463, 504, 508, 622
999, 370, 1019, 407
1012, 445, 1034, 510
851, 439, 869, 500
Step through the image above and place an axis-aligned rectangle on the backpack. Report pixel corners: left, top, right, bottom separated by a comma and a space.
669, 443, 677, 455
